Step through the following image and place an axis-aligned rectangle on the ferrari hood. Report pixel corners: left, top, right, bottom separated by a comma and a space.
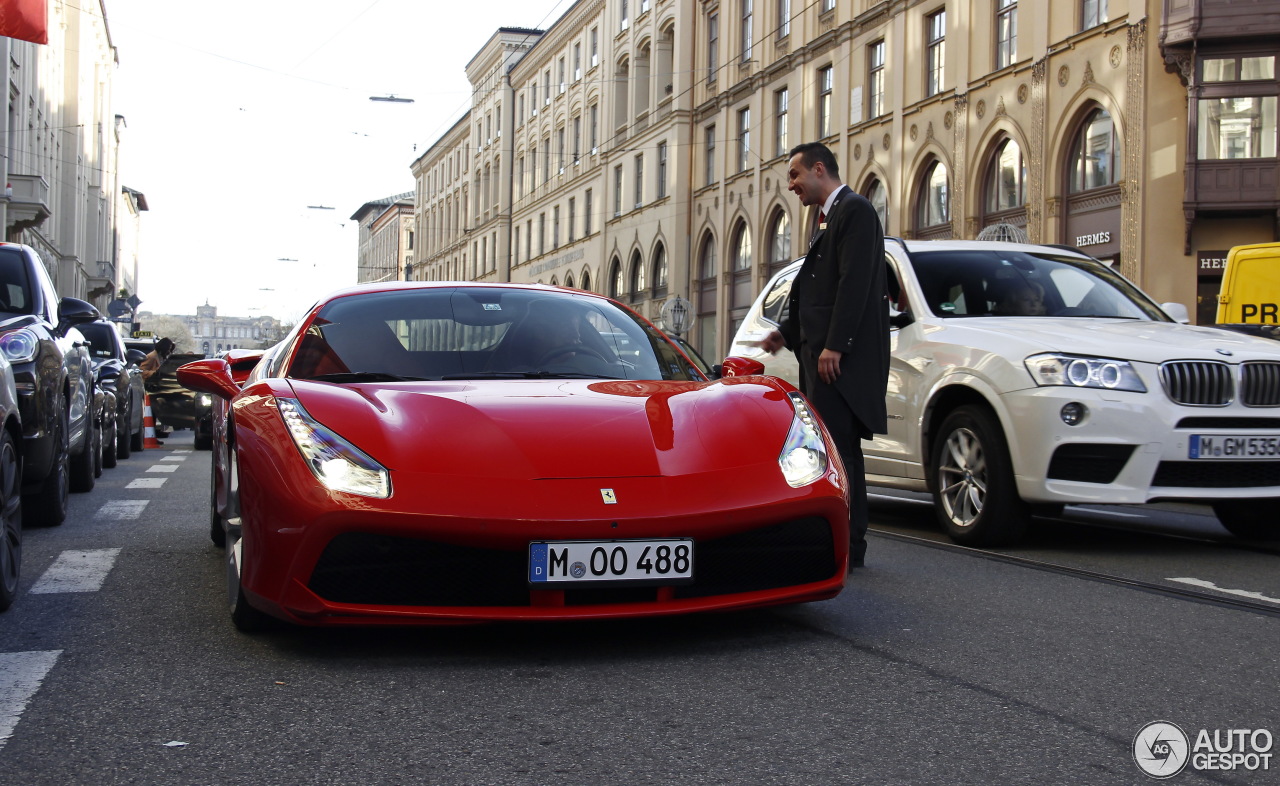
946, 317, 1280, 364
286, 378, 794, 480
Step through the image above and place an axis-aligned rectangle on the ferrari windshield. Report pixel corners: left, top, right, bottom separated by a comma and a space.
287, 286, 702, 382
909, 250, 1171, 321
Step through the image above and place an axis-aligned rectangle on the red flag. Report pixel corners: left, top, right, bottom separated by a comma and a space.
0, 0, 48, 46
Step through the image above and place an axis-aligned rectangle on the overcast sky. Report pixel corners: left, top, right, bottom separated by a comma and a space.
107, 0, 566, 324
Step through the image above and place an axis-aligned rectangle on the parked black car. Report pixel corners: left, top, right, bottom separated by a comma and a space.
0, 242, 100, 524
146, 351, 208, 437
78, 320, 147, 462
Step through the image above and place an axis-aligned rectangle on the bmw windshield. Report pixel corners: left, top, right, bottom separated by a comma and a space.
909, 250, 1171, 321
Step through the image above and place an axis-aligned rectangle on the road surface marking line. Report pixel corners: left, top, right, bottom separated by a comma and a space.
145, 464, 179, 473
1168, 577, 1280, 605
126, 477, 167, 489
0, 650, 62, 751
30, 549, 123, 594
96, 500, 149, 520
159, 455, 186, 462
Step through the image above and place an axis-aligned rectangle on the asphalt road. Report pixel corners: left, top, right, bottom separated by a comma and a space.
2, 432, 1276, 785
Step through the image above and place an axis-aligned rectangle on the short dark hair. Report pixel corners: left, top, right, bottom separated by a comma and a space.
156, 337, 175, 354
789, 142, 840, 180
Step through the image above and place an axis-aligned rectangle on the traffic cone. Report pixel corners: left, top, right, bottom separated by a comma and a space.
143, 394, 163, 448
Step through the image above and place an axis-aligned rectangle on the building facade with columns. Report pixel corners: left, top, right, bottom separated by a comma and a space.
352, 192, 415, 284
412, 0, 1279, 359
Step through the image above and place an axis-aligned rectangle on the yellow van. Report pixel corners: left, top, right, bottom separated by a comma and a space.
1216, 242, 1280, 339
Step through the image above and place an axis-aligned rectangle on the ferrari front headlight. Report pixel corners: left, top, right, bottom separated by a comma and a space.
276, 397, 391, 498
779, 392, 828, 487
1024, 353, 1147, 393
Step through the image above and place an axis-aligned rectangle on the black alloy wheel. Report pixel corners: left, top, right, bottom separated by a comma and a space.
69, 410, 97, 493
0, 431, 21, 611
26, 404, 69, 527
116, 398, 132, 459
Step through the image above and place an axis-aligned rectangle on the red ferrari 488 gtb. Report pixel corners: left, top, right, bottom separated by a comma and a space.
178, 283, 850, 630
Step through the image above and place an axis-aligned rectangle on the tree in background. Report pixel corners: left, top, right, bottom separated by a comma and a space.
137, 315, 197, 353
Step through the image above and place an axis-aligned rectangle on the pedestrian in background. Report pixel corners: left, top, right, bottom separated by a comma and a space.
140, 337, 174, 381
758, 142, 890, 567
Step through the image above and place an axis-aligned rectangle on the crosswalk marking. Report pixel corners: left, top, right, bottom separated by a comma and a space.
96, 500, 149, 520
0, 650, 61, 751
30, 549, 122, 594
126, 477, 167, 489
1168, 577, 1280, 605
145, 464, 179, 473
159, 455, 186, 462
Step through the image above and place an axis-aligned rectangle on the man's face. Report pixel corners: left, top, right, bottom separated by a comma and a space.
787, 153, 824, 207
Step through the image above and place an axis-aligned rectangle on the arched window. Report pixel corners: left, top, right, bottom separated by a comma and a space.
652, 244, 668, 298
629, 250, 647, 303
864, 177, 889, 230
699, 234, 718, 280
985, 137, 1026, 212
1070, 108, 1121, 193
609, 256, 624, 298
696, 232, 718, 359
731, 221, 752, 271
580, 269, 592, 292
564, 272, 575, 289
915, 160, 951, 238
768, 209, 791, 272
550, 276, 559, 287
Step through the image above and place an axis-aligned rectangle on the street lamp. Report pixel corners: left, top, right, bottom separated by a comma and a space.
369, 95, 414, 103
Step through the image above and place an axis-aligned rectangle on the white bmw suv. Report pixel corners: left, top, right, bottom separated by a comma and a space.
731, 239, 1280, 545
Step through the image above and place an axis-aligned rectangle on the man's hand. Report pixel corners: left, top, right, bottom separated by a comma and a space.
818, 348, 843, 384
755, 330, 785, 355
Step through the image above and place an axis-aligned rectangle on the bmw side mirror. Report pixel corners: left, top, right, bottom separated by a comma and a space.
57, 297, 101, 335
1161, 302, 1191, 324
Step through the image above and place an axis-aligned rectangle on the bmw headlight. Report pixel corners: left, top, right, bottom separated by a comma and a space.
1024, 354, 1147, 392
0, 329, 39, 364
276, 397, 391, 498
779, 392, 828, 487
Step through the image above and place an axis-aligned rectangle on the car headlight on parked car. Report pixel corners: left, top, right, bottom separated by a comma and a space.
779, 392, 828, 487
276, 397, 391, 498
0, 328, 39, 364
1024, 353, 1147, 393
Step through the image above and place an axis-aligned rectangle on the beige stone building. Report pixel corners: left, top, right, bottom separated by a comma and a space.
412, 0, 1280, 358
351, 192, 415, 284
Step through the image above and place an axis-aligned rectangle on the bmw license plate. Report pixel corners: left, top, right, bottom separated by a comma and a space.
529, 539, 694, 585
1188, 434, 1280, 460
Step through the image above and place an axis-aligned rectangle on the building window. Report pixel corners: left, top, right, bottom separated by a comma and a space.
1069, 108, 1121, 192
864, 177, 889, 230
732, 222, 752, 271
557, 128, 566, 173
985, 138, 1026, 212
708, 11, 720, 83
615, 165, 624, 216
917, 160, 950, 229
517, 155, 525, 198
776, 0, 790, 38
738, 107, 751, 172
573, 116, 582, 163
621, 0, 629, 30
741, 0, 753, 63
568, 197, 576, 242
553, 206, 560, 249
538, 212, 546, 256
867, 40, 885, 119
818, 66, 833, 138
705, 124, 717, 186
574, 43, 582, 81
591, 28, 599, 68
1081, 0, 1107, 30
635, 154, 644, 208
558, 57, 566, 94
774, 88, 788, 158
514, 226, 521, 263
652, 244, 668, 295
584, 189, 593, 234
544, 69, 551, 105
769, 209, 791, 268
543, 138, 551, 183
611, 257, 624, 298
641, 0, 650, 12
590, 104, 599, 153
630, 251, 647, 302
526, 220, 532, 260
822, 0, 835, 12
996, 0, 1017, 70
926, 9, 946, 97
1197, 56, 1277, 160
657, 141, 668, 198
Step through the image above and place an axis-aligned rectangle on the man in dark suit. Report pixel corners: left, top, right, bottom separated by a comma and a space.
759, 142, 889, 567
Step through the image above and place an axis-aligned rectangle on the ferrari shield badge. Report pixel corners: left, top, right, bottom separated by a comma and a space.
600, 489, 617, 504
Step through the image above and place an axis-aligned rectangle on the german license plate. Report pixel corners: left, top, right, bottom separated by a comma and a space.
1188, 434, 1280, 460
529, 539, 694, 585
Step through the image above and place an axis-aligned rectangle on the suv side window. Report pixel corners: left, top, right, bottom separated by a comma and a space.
0, 249, 33, 315
760, 271, 794, 325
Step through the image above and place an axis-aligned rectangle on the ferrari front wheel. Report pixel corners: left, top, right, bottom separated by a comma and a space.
929, 405, 1029, 546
